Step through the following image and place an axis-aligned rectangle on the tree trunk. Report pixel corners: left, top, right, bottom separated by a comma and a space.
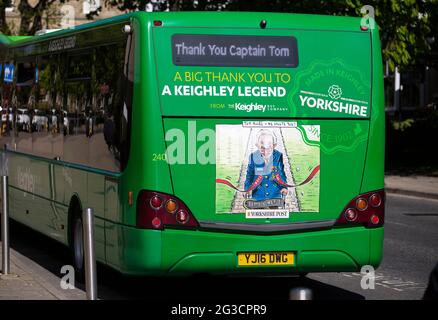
18, 0, 54, 35
0, 0, 11, 34
18, 0, 34, 35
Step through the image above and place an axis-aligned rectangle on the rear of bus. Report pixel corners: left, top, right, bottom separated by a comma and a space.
121, 12, 385, 275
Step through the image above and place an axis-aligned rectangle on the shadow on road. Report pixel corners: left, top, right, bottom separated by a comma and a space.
9, 220, 364, 300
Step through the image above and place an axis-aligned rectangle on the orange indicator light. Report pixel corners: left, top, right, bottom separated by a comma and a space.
128, 191, 133, 206
165, 199, 178, 214
356, 198, 368, 211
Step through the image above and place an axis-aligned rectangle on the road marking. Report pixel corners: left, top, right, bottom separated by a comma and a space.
342, 272, 426, 293
386, 192, 438, 203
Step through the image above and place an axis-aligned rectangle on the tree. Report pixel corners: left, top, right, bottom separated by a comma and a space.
0, 0, 11, 34
0, 0, 69, 36
345, 0, 436, 72
103, 0, 438, 72
104, 0, 229, 11
17, 0, 70, 35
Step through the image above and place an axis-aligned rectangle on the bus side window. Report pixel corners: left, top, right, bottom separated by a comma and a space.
90, 41, 127, 172
1, 61, 13, 143
33, 55, 60, 159
63, 51, 92, 167
0, 61, 4, 137
14, 59, 36, 154
0, 60, 6, 141
120, 32, 134, 171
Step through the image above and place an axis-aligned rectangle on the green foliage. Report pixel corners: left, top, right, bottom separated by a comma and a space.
392, 118, 414, 131
105, 0, 229, 11
103, 0, 438, 72
345, 0, 436, 72
2, 0, 436, 70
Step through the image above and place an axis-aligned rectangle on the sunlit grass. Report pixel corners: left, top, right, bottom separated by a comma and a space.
283, 128, 320, 212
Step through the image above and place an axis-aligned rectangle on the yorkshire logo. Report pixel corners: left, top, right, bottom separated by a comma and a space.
328, 85, 342, 99
289, 59, 371, 119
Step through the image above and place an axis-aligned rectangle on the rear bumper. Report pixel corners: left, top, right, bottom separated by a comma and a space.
117, 225, 384, 276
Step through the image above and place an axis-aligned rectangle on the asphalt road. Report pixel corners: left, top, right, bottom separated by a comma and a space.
7, 193, 438, 300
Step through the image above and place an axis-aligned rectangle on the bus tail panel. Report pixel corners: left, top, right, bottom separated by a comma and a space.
152, 19, 374, 233
118, 224, 384, 275
162, 118, 369, 231
153, 25, 371, 119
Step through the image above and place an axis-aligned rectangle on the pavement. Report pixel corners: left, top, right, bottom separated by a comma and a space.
385, 175, 438, 200
0, 174, 437, 300
0, 245, 86, 300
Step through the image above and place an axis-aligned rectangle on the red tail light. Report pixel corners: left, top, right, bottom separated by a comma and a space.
335, 190, 385, 228
150, 195, 163, 209
137, 191, 199, 230
370, 193, 382, 207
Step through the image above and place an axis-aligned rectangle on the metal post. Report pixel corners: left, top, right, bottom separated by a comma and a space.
289, 287, 313, 300
1, 175, 10, 275
394, 66, 401, 121
83, 207, 97, 300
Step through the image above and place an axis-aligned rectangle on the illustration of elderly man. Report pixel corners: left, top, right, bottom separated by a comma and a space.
244, 129, 288, 201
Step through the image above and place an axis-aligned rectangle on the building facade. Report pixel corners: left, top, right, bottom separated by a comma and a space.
5, 0, 124, 33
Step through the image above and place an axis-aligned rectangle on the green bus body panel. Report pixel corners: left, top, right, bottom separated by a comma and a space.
149, 11, 367, 31
163, 118, 369, 224
0, 12, 385, 275
154, 27, 371, 118
120, 15, 174, 228
369, 227, 384, 268
6, 152, 108, 263
360, 26, 385, 193
117, 225, 383, 275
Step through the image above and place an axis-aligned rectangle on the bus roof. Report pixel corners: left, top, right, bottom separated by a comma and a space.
1, 11, 368, 47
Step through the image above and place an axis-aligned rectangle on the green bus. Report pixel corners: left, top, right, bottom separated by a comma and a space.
0, 12, 385, 276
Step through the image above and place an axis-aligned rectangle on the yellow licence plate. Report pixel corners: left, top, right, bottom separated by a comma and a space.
237, 252, 295, 266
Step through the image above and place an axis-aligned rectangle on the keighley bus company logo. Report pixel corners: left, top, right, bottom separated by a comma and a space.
230, 102, 288, 113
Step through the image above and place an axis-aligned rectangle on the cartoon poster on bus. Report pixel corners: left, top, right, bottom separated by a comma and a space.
215, 122, 320, 217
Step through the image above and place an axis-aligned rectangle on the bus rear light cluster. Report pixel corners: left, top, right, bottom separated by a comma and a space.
335, 190, 385, 228
137, 191, 198, 230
